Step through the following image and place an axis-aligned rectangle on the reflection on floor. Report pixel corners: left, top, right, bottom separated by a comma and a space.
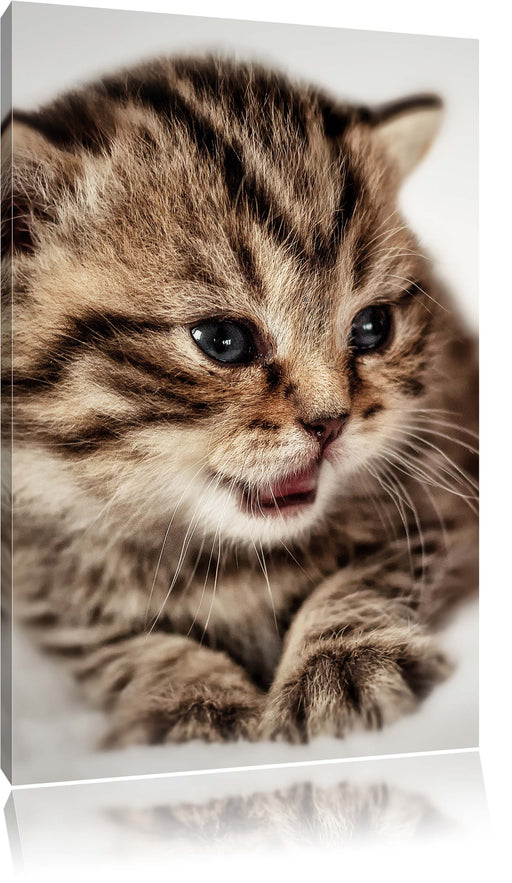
5, 750, 488, 877
107, 778, 450, 849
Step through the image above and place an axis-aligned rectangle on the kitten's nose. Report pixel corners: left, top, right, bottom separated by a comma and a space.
300, 414, 348, 451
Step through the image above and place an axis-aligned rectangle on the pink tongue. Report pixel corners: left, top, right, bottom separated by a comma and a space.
259, 465, 319, 505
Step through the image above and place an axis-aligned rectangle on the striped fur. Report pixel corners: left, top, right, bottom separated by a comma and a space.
1, 56, 478, 745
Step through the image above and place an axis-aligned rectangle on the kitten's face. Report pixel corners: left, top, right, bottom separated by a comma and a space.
5, 59, 442, 547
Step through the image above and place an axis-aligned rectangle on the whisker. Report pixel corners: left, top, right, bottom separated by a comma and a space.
278, 539, 309, 576
398, 424, 479, 455
147, 464, 228, 636
179, 530, 207, 601
356, 472, 398, 544
367, 462, 414, 579
387, 274, 449, 313
377, 456, 426, 588
144, 458, 208, 625
200, 465, 244, 641
380, 445, 478, 515
392, 429, 479, 492
409, 414, 479, 436
187, 525, 219, 638
200, 531, 222, 643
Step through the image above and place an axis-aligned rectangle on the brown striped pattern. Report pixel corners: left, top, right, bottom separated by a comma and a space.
2, 56, 478, 748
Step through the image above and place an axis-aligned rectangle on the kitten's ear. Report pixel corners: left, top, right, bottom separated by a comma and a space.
1, 113, 82, 257
371, 95, 443, 180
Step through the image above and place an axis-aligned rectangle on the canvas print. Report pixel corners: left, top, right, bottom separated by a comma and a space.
1, 2, 478, 785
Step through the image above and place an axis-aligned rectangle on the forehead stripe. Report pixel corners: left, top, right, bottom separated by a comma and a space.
101, 73, 359, 271
223, 143, 309, 260
99, 75, 225, 165
11, 101, 116, 155
172, 58, 310, 144
99, 74, 310, 263
313, 161, 362, 267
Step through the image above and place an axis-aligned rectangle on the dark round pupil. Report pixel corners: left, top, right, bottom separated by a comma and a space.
351, 305, 391, 352
191, 320, 254, 364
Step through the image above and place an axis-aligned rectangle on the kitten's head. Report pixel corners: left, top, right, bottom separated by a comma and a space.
3, 57, 445, 547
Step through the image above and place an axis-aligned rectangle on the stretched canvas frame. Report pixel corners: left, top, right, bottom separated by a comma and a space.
1, 1, 478, 788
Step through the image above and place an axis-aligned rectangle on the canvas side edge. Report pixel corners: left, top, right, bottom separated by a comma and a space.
1, 1, 14, 785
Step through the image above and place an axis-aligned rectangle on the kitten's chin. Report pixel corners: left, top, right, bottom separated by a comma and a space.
196, 460, 340, 548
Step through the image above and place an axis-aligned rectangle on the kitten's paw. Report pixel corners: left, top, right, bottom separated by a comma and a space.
260, 636, 451, 743
102, 689, 262, 748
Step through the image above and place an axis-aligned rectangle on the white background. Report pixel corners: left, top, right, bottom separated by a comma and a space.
0, 0, 510, 880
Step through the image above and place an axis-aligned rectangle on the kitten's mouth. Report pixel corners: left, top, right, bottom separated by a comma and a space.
236, 463, 320, 518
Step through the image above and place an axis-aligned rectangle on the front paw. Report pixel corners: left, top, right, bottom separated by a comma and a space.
260, 635, 451, 743
103, 687, 262, 748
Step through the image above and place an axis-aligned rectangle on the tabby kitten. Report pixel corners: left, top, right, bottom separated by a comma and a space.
1, 56, 478, 747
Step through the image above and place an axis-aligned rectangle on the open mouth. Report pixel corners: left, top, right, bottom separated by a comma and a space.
238, 463, 320, 518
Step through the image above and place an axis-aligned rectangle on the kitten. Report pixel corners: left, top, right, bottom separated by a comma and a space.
1, 56, 478, 747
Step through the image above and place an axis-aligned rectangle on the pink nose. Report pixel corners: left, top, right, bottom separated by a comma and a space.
300, 414, 348, 451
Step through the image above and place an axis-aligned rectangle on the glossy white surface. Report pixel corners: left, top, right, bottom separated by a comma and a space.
6, 751, 488, 880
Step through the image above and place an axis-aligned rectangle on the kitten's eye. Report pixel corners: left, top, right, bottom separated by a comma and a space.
350, 305, 392, 353
191, 319, 255, 364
